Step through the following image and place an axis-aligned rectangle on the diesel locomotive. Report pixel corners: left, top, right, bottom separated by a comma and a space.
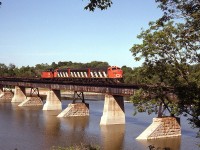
41, 66, 123, 83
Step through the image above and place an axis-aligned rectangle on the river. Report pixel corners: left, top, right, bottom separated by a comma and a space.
0, 99, 199, 150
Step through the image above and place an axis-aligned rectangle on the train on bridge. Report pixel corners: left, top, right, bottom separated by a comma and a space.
41, 66, 123, 83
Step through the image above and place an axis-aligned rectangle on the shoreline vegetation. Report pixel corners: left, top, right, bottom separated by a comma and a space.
51, 144, 100, 150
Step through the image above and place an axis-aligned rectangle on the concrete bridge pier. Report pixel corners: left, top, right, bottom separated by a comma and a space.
0, 85, 3, 96
18, 96, 43, 107
12, 86, 43, 106
11, 86, 26, 103
0, 86, 14, 102
43, 90, 62, 110
58, 91, 89, 117
136, 117, 181, 139
57, 102, 89, 117
100, 94, 125, 125
18, 87, 43, 106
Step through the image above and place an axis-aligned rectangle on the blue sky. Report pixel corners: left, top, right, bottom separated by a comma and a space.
0, 0, 163, 68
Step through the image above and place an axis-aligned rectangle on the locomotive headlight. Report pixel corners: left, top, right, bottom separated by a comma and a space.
116, 74, 120, 77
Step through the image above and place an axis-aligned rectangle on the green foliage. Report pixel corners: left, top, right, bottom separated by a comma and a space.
85, 61, 109, 69
155, 0, 200, 31
121, 66, 134, 84
0, 63, 8, 76
0, 61, 110, 78
189, 64, 200, 85
131, 86, 179, 118
17, 66, 35, 77
130, 21, 200, 134
130, 0, 200, 137
84, 0, 113, 11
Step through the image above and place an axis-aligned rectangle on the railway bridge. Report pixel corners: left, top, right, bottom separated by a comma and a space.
0, 77, 139, 124
0, 77, 181, 139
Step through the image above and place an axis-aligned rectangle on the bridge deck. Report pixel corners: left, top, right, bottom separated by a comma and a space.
0, 77, 141, 96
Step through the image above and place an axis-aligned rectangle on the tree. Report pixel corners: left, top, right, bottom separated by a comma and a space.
85, 61, 109, 68
51, 62, 58, 69
7, 63, 16, 76
131, 21, 199, 85
130, 0, 200, 137
155, 0, 200, 29
155, 0, 200, 61
0, 63, 8, 76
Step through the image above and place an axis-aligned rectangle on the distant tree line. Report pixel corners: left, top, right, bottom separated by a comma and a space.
0, 61, 110, 78
0, 61, 199, 85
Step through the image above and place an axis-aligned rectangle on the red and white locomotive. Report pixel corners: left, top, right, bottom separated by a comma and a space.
41, 66, 123, 81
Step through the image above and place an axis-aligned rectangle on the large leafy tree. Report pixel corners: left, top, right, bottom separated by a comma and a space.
130, 0, 200, 136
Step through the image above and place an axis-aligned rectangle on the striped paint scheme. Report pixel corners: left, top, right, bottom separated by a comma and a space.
57, 71, 107, 78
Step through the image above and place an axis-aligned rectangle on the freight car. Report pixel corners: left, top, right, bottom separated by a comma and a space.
41, 66, 123, 84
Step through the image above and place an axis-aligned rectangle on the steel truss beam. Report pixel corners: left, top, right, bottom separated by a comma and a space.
30, 88, 40, 97
73, 91, 85, 103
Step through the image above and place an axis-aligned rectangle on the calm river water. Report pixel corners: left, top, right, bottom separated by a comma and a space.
0, 99, 199, 150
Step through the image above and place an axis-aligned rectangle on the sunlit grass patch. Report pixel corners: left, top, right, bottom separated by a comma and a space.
51, 143, 100, 150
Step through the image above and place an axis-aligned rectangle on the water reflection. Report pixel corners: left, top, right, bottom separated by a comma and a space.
61, 116, 89, 131
137, 136, 181, 150
11, 103, 43, 128
100, 125, 125, 150
43, 111, 62, 136
4, 104, 45, 150
59, 117, 90, 144
0, 101, 198, 150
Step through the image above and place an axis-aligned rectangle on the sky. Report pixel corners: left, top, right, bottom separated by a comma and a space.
0, 0, 163, 68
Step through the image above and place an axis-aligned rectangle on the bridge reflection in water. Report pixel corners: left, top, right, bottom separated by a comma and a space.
60, 116, 90, 144
100, 125, 125, 150
0, 101, 198, 150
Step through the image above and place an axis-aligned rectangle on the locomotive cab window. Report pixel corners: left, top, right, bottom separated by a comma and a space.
111, 67, 120, 70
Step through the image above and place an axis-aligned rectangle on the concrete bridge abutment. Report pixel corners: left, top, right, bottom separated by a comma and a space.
0, 85, 3, 94
0, 85, 3, 98
11, 86, 43, 106
18, 96, 43, 106
136, 117, 181, 139
43, 90, 62, 110
57, 102, 89, 117
0, 86, 14, 102
100, 94, 125, 125
57, 91, 89, 117
11, 86, 26, 103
